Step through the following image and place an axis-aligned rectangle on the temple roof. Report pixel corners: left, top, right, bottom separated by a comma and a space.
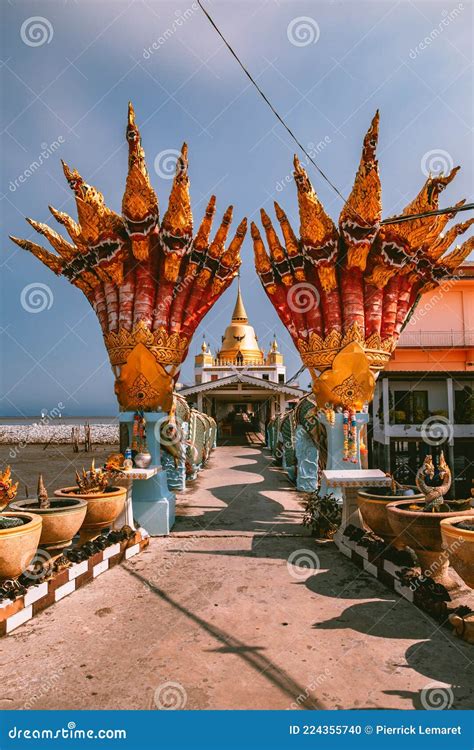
180, 372, 305, 397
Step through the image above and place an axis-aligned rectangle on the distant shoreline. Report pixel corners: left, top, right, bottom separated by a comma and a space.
0, 421, 119, 445
0, 416, 118, 425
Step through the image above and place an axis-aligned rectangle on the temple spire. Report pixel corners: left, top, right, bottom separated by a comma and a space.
232, 276, 248, 323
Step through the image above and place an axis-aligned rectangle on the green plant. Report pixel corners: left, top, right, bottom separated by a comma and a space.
431, 409, 448, 418
302, 492, 342, 538
413, 407, 427, 423
393, 410, 406, 424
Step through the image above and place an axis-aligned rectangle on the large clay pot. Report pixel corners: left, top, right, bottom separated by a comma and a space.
0, 512, 42, 580
357, 487, 423, 547
54, 486, 126, 544
387, 500, 474, 590
440, 516, 474, 589
9, 498, 87, 552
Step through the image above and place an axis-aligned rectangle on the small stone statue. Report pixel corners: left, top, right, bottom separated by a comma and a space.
37, 474, 50, 509
416, 452, 452, 512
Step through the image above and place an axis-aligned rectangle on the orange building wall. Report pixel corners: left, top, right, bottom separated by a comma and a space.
385, 277, 474, 372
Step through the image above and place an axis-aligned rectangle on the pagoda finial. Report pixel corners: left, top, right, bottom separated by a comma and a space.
232, 277, 248, 322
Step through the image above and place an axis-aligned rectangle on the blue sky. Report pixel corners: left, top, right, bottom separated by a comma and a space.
1, 0, 473, 416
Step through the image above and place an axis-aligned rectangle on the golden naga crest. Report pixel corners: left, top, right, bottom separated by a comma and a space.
10, 103, 246, 412
310, 343, 375, 411
104, 321, 189, 367
297, 324, 396, 374
253, 110, 473, 409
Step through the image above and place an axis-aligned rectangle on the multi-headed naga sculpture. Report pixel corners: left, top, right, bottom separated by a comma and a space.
253, 112, 473, 409
11, 104, 246, 412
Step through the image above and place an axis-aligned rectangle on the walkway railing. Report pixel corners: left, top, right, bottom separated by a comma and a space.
398, 330, 474, 348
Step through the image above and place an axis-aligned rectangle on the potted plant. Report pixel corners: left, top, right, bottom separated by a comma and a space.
0, 466, 42, 581
387, 501, 473, 589
386, 453, 473, 589
302, 492, 341, 539
357, 479, 423, 548
54, 461, 126, 544
440, 516, 474, 589
10, 475, 87, 553
0, 511, 42, 581
0, 466, 19, 512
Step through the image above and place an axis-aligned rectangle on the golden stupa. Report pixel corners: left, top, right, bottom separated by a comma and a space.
218, 282, 264, 366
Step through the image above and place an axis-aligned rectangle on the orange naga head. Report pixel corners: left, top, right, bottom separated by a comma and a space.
253, 112, 473, 409
10, 104, 247, 412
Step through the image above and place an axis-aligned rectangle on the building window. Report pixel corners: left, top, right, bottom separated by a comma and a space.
393, 390, 428, 424
278, 373, 285, 383
262, 374, 269, 381
454, 385, 473, 424
390, 439, 430, 486
211, 374, 218, 382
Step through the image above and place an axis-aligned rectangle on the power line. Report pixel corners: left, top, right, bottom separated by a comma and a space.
198, 1, 474, 229
381, 202, 474, 226
197, 0, 353, 211
287, 364, 306, 384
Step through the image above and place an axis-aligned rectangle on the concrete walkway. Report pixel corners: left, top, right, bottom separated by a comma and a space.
1, 447, 473, 710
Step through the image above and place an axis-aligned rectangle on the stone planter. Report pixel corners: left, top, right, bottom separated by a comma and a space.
387, 500, 473, 590
357, 487, 423, 547
0, 512, 42, 580
9, 498, 87, 552
440, 515, 474, 589
54, 486, 126, 544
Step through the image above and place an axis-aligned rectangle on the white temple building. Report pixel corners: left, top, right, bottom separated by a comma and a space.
179, 282, 305, 441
